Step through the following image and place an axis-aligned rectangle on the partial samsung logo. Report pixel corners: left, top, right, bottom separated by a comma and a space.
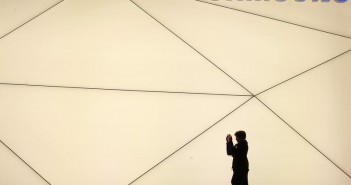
278, 0, 347, 2
212, 0, 347, 2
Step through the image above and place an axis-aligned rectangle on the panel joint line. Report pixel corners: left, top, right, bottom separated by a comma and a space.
256, 97, 351, 179
0, 140, 52, 185
195, 0, 351, 40
256, 49, 351, 96
0, 0, 64, 40
0, 82, 251, 97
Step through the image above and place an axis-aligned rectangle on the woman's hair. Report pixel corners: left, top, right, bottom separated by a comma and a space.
235, 130, 246, 139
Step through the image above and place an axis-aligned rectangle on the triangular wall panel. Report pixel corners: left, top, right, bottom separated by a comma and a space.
199, 0, 351, 38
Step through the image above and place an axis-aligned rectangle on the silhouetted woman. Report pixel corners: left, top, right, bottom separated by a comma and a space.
226, 131, 249, 185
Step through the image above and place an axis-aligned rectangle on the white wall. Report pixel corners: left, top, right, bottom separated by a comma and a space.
0, 0, 350, 185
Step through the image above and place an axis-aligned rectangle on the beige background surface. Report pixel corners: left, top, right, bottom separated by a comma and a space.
0, 0, 350, 185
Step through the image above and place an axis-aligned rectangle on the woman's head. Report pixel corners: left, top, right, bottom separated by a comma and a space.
235, 130, 246, 143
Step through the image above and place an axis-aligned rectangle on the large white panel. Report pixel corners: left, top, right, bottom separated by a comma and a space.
0, 0, 62, 37
258, 52, 351, 175
0, 142, 48, 185
199, 0, 351, 38
132, 99, 351, 185
0, 85, 249, 185
0, 0, 248, 95
132, 0, 351, 94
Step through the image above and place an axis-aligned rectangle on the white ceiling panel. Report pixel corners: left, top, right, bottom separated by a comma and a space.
132, 99, 351, 185
0, 0, 62, 38
132, 0, 351, 94
0, 85, 249, 185
0, 0, 248, 95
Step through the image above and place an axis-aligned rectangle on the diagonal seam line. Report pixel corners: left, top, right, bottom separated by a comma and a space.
0, 0, 64, 40
128, 96, 254, 185
0, 82, 251, 97
256, 48, 351, 96
130, 0, 254, 96
256, 97, 351, 179
0, 140, 52, 185
196, 0, 351, 40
